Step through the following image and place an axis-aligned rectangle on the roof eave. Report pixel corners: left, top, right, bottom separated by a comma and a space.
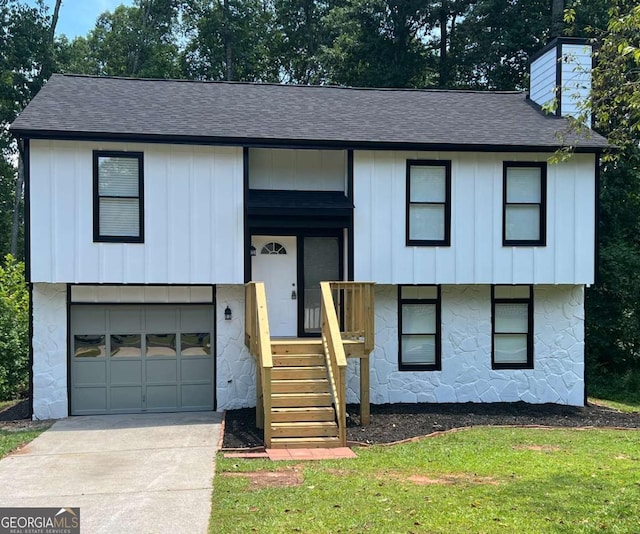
9, 128, 607, 154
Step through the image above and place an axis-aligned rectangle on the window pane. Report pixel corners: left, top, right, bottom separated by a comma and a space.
410, 166, 446, 203
111, 334, 141, 358
402, 304, 436, 334
100, 198, 140, 237
494, 334, 528, 363
74, 335, 106, 358
98, 157, 139, 197
506, 168, 541, 203
401, 286, 438, 300
401, 335, 436, 365
146, 334, 177, 357
181, 333, 211, 356
495, 303, 528, 333
409, 204, 445, 241
505, 205, 540, 241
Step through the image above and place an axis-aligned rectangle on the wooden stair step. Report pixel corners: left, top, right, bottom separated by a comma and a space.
271, 340, 324, 355
272, 354, 325, 367
271, 392, 332, 407
271, 366, 327, 380
269, 437, 342, 449
271, 421, 338, 438
272, 379, 329, 394
271, 407, 335, 422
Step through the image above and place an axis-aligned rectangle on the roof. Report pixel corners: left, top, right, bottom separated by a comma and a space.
10, 73, 609, 152
248, 189, 353, 217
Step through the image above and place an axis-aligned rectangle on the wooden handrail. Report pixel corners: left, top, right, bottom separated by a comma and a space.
320, 282, 347, 446
329, 282, 376, 353
245, 282, 273, 447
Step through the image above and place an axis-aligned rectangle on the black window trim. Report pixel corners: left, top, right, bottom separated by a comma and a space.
398, 285, 442, 371
491, 285, 534, 370
93, 150, 145, 243
502, 161, 547, 246
406, 159, 452, 246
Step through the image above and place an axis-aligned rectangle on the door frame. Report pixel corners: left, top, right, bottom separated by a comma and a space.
249, 228, 344, 337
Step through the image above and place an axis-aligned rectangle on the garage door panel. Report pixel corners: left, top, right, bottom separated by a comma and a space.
110, 386, 143, 411
74, 361, 107, 386
109, 308, 143, 332
110, 360, 142, 386
181, 359, 213, 382
181, 384, 213, 410
144, 308, 178, 332
73, 387, 107, 413
71, 308, 106, 333
180, 308, 212, 331
147, 385, 178, 410
146, 359, 177, 383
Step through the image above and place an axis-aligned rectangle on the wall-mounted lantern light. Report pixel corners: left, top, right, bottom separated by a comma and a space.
224, 306, 232, 321
250, 246, 257, 257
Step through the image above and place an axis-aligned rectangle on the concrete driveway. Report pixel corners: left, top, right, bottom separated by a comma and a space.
0, 412, 222, 533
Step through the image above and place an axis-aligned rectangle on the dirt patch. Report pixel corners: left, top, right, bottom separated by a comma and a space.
513, 445, 561, 452
223, 401, 640, 448
383, 471, 499, 486
222, 466, 304, 490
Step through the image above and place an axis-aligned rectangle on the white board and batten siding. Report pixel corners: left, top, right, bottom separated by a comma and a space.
248, 148, 347, 191
353, 150, 596, 285
29, 140, 245, 284
530, 46, 557, 110
530, 42, 592, 125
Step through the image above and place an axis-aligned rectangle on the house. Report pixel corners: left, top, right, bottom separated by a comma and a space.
10, 37, 606, 448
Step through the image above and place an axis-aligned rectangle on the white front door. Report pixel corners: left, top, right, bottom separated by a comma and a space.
251, 236, 298, 337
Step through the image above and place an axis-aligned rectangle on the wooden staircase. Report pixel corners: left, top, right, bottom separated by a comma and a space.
269, 340, 340, 448
245, 281, 375, 450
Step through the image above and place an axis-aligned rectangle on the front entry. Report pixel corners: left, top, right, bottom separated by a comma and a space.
251, 233, 342, 337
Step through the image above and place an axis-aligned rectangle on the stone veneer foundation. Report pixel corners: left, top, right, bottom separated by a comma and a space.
31, 283, 585, 419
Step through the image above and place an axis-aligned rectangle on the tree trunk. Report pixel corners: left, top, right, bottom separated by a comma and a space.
551, 0, 565, 37
10, 146, 24, 258
223, 0, 233, 81
41, 0, 62, 80
439, 3, 449, 88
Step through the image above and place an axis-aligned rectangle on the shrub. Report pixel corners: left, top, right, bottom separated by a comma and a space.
0, 254, 28, 400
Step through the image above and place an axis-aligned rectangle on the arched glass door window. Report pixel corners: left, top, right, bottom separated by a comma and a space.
261, 242, 287, 255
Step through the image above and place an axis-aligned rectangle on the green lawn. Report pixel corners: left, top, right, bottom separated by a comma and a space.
0, 428, 48, 458
211, 427, 640, 533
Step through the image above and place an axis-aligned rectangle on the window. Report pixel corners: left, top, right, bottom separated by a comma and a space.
503, 162, 546, 245
492, 285, 533, 369
406, 160, 451, 246
398, 286, 441, 371
261, 242, 287, 255
94, 151, 144, 242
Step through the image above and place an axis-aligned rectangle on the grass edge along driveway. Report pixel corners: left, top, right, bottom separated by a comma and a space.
211, 427, 640, 534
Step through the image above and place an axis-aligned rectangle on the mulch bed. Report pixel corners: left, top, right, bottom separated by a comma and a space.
222, 401, 640, 448
0, 400, 52, 431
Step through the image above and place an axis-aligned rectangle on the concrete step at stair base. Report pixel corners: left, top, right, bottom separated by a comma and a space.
271, 407, 335, 423
271, 421, 338, 438
269, 436, 342, 449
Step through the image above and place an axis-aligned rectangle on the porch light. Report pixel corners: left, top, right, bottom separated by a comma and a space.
224, 306, 232, 321
250, 245, 257, 257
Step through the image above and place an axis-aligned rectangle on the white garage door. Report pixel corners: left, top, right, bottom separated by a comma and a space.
70, 305, 214, 415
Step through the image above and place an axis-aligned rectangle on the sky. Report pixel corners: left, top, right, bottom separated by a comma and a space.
29, 0, 134, 39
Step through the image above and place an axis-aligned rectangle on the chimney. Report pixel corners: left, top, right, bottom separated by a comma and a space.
529, 37, 593, 126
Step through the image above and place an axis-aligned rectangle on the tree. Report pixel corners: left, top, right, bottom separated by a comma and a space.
583, 1, 640, 374
181, 0, 279, 82
320, 0, 436, 88
68, 0, 182, 78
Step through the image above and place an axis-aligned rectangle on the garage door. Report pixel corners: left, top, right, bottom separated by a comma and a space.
70, 305, 214, 415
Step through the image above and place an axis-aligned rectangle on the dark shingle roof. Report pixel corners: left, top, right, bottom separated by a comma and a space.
10, 74, 608, 151
248, 189, 353, 216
